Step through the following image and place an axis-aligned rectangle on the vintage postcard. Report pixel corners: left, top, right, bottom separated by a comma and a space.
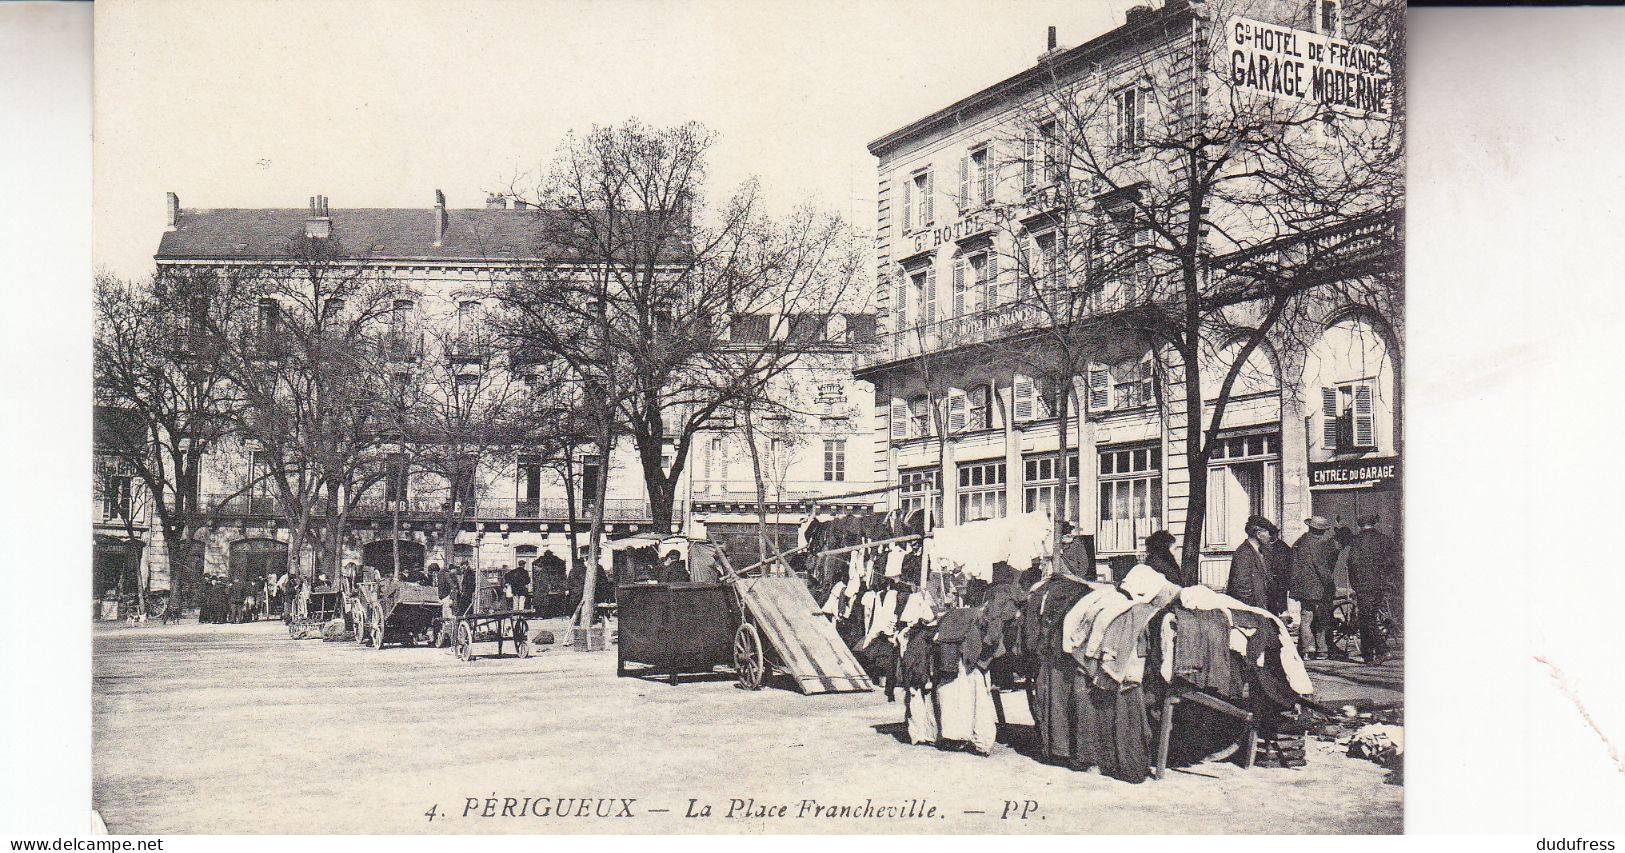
90, 0, 1403, 834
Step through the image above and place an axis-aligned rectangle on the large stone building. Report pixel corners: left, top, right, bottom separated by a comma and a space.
147, 191, 874, 589
858, 0, 1401, 584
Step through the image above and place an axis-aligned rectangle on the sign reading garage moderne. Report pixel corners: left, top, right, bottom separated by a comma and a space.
1226, 17, 1391, 117
1309, 456, 1400, 490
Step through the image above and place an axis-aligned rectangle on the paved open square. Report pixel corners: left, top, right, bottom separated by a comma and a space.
92, 621, 1402, 834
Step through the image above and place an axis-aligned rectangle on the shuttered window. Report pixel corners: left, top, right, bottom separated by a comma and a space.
894, 268, 909, 331
1013, 373, 1036, 423
901, 178, 912, 235
1023, 130, 1036, 189
968, 384, 993, 431
1087, 364, 1112, 412
923, 267, 937, 324
952, 257, 967, 317
908, 395, 931, 439
1352, 385, 1375, 447
890, 398, 909, 442
983, 252, 998, 312
945, 388, 967, 434
1321, 387, 1340, 447
1115, 87, 1147, 149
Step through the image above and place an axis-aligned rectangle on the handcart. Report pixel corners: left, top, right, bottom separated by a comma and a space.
354, 577, 441, 649
439, 568, 532, 662
616, 543, 872, 694
288, 583, 344, 639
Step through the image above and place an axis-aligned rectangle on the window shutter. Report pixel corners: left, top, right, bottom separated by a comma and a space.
1017, 241, 1033, 299
952, 257, 966, 317
959, 155, 970, 210
981, 144, 995, 203
984, 252, 999, 310
894, 268, 908, 330
1321, 387, 1340, 448
1353, 384, 1375, 447
901, 178, 912, 234
1134, 88, 1147, 144
1023, 130, 1036, 188
924, 266, 937, 324
1013, 374, 1035, 423
1088, 364, 1113, 412
946, 388, 967, 434
890, 397, 908, 441
924, 169, 935, 226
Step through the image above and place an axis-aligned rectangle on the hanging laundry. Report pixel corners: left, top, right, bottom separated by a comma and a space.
884, 544, 905, 578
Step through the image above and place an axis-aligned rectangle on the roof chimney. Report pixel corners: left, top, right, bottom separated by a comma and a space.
165, 192, 180, 230
485, 193, 508, 210
1038, 25, 1066, 61
304, 194, 332, 239
512, 199, 530, 211
1047, 26, 1057, 51
432, 189, 447, 246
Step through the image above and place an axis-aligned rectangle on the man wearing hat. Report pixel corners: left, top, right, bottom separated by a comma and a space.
1290, 516, 1342, 659
1225, 515, 1280, 611
1345, 513, 1400, 664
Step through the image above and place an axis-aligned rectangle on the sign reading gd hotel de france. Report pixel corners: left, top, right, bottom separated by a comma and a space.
1226, 16, 1392, 117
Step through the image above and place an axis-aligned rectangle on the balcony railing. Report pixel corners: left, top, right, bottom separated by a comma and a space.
870, 273, 1173, 366
198, 492, 669, 525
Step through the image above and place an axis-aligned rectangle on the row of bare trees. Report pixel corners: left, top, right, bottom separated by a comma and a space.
93, 119, 867, 618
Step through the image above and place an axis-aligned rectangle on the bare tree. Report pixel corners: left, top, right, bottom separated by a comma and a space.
94, 270, 253, 607
499, 120, 868, 534
988, 0, 1402, 573
202, 232, 399, 584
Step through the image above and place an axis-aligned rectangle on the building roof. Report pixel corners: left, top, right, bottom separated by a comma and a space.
867, 0, 1194, 161
156, 206, 687, 264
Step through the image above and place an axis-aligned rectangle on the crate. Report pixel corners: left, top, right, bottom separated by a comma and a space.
572, 624, 608, 652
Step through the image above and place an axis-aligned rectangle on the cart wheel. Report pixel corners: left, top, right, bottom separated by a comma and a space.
513, 618, 531, 659
455, 621, 474, 662
1328, 599, 1358, 658
370, 613, 386, 650
734, 623, 765, 690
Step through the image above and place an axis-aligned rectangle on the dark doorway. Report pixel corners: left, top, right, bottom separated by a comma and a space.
361, 539, 426, 578
93, 536, 143, 598
229, 538, 288, 590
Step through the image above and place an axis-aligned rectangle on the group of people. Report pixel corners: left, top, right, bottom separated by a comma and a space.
1141, 513, 1402, 664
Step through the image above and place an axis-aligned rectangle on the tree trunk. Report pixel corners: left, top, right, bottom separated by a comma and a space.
643, 466, 677, 534
561, 449, 579, 580
576, 426, 613, 635
1054, 374, 1072, 574
741, 413, 772, 564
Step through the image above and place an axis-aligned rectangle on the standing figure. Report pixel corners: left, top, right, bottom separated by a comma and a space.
1288, 516, 1340, 659
1345, 513, 1400, 664
505, 561, 532, 612
1142, 530, 1186, 586
1224, 515, 1279, 611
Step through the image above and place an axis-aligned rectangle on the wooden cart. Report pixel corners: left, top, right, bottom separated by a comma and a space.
616, 547, 872, 694
439, 568, 533, 662
354, 578, 441, 649
287, 584, 344, 639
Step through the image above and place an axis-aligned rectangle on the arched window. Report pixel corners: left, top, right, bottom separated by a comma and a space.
1202, 337, 1279, 400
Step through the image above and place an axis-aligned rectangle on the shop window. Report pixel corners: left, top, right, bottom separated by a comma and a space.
900, 467, 942, 527
1023, 451, 1080, 522
1202, 434, 1280, 549
957, 460, 1008, 522
1097, 445, 1161, 553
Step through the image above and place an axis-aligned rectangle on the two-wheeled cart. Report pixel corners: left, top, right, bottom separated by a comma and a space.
439, 568, 533, 662
354, 578, 441, 649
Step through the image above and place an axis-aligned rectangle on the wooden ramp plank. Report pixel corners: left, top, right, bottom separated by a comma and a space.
736, 576, 874, 695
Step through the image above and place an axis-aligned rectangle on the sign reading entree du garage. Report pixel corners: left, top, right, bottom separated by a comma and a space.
1226, 16, 1391, 116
